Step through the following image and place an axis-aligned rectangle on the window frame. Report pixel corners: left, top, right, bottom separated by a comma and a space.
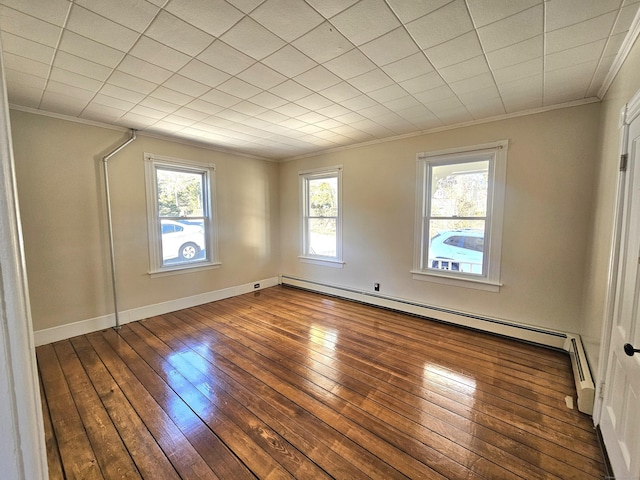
299, 165, 344, 268
412, 141, 508, 292
144, 152, 220, 276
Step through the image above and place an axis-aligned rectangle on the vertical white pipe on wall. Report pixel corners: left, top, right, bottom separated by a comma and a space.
0, 40, 49, 479
102, 130, 136, 329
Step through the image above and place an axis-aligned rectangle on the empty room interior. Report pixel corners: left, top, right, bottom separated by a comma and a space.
2, 0, 640, 479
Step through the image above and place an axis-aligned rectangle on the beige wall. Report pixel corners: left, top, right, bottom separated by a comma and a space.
11, 110, 280, 331
581, 35, 640, 379
14, 47, 637, 353
280, 104, 600, 334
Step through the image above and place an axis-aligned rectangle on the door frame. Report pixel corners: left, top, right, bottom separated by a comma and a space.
594, 88, 640, 423
0, 43, 48, 478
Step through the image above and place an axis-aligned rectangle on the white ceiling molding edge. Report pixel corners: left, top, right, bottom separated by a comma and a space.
8, 104, 274, 162
598, 6, 640, 100
11, 96, 601, 164
282, 97, 601, 163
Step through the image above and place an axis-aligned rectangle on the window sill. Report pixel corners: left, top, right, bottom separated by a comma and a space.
299, 256, 345, 268
411, 270, 501, 292
149, 261, 221, 278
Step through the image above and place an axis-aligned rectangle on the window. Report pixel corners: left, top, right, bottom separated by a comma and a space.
300, 166, 343, 267
144, 153, 219, 275
413, 141, 508, 291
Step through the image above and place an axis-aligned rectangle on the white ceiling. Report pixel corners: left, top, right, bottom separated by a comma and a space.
1, 0, 639, 160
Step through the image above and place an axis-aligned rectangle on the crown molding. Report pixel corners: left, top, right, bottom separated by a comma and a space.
8, 105, 275, 162
280, 97, 600, 163
10, 96, 602, 165
598, 6, 640, 99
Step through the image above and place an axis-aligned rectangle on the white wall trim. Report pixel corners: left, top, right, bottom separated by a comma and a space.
36, 273, 573, 350
8, 105, 275, 162
593, 102, 632, 424
10, 94, 601, 166
279, 276, 593, 413
34, 277, 279, 346
279, 274, 570, 349
598, 6, 640, 99
282, 98, 600, 162
0, 44, 48, 479
626, 87, 640, 125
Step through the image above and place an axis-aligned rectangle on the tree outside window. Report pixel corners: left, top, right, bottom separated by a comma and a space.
145, 154, 219, 274
300, 167, 343, 266
413, 142, 507, 291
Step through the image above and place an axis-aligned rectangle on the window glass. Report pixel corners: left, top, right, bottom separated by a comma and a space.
145, 154, 218, 274
300, 167, 343, 266
464, 236, 484, 252
307, 176, 338, 257
413, 142, 507, 290
444, 236, 461, 246
157, 169, 204, 217
430, 161, 488, 218
308, 217, 337, 257
428, 160, 489, 275
156, 168, 206, 265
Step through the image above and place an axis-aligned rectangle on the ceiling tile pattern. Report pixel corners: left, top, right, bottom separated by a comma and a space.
1, 0, 639, 159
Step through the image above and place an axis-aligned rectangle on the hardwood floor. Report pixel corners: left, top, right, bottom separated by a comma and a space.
38, 286, 606, 479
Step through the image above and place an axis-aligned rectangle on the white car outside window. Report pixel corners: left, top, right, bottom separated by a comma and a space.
161, 219, 205, 262
429, 229, 484, 274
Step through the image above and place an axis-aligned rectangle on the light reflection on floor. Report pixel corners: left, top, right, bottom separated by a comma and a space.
165, 349, 220, 413
309, 325, 339, 350
423, 363, 477, 393
422, 363, 480, 463
306, 324, 340, 377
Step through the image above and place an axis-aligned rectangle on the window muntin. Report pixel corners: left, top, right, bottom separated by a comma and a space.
413, 141, 507, 290
300, 167, 343, 266
145, 154, 218, 274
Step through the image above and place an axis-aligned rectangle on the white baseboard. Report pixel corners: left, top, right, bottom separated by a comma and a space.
280, 274, 570, 350
34, 274, 595, 415
33, 277, 279, 346
282, 275, 597, 413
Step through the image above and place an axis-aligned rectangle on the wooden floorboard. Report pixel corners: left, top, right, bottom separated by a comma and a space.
39, 373, 64, 480
37, 285, 606, 479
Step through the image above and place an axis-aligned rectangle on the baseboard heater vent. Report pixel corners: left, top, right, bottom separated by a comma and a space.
279, 275, 568, 348
565, 335, 595, 415
280, 275, 596, 415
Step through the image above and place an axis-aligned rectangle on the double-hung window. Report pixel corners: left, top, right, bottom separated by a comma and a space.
300, 166, 343, 267
413, 141, 508, 291
144, 153, 219, 275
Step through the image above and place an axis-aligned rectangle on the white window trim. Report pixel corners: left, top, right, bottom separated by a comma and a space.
299, 165, 344, 268
412, 140, 508, 292
144, 152, 220, 276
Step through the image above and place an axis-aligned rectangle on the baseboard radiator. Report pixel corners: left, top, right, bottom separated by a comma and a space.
565, 335, 595, 415
279, 275, 595, 415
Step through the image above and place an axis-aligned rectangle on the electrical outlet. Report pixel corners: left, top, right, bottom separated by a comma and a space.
254, 283, 260, 289
374, 283, 380, 292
